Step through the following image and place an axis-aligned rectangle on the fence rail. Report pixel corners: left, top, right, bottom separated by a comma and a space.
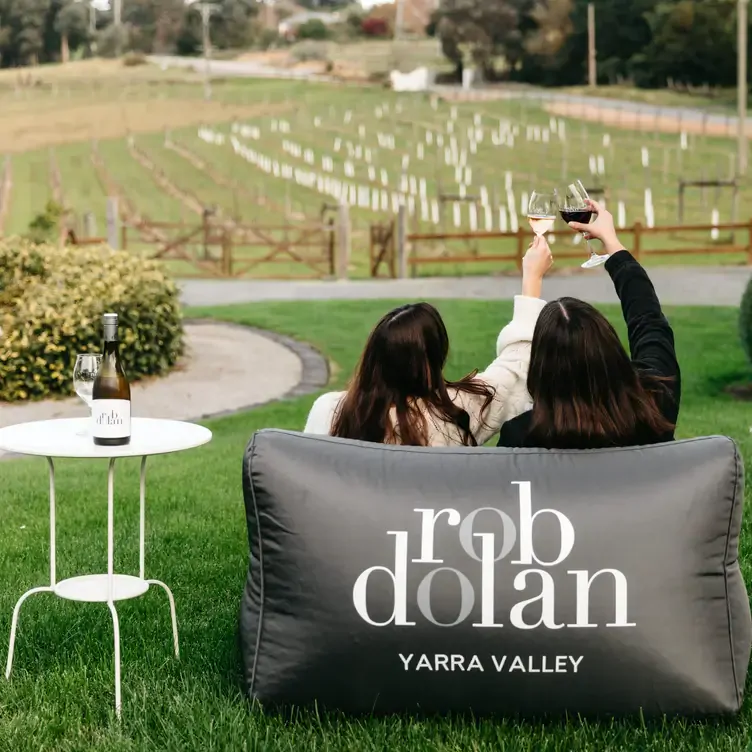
62, 209, 752, 280
369, 209, 752, 278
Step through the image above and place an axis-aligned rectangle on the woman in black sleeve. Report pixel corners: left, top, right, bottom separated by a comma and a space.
498, 199, 680, 450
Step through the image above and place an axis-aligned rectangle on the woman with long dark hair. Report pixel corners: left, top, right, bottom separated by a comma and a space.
498, 199, 680, 450
304, 238, 553, 446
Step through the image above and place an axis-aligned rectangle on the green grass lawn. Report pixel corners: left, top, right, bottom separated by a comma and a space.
0, 299, 750, 750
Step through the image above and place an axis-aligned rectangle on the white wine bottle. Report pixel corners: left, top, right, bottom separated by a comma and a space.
91, 313, 131, 446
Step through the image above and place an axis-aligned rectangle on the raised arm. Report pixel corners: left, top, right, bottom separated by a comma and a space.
464, 237, 551, 445
569, 200, 679, 382
605, 251, 679, 381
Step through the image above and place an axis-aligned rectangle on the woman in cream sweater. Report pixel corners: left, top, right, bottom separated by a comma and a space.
304, 236, 552, 446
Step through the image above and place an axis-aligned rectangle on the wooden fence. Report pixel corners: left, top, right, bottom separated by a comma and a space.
70, 216, 338, 279
370, 208, 752, 278
64, 206, 752, 280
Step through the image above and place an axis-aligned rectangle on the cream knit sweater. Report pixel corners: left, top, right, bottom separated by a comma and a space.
303, 295, 546, 446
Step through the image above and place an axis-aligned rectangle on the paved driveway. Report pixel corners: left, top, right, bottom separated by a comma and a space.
181, 267, 750, 309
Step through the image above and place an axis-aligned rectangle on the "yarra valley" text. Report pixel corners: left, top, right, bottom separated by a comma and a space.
399, 653, 584, 673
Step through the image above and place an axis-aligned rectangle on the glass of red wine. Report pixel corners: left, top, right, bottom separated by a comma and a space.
561, 181, 608, 269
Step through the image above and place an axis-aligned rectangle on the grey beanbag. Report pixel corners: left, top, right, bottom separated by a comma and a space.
240, 430, 751, 716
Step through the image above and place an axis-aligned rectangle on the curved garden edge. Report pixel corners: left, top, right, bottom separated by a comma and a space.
182, 319, 330, 421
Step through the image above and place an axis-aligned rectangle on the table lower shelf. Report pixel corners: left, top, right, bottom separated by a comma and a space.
53, 574, 150, 603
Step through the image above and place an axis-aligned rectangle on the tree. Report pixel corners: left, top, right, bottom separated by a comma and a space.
523, 0, 572, 62
175, 8, 202, 56
0, 0, 49, 66
435, 0, 520, 81
54, 1, 89, 62
212, 0, 258, 50
123, 0, 185, 54
632, 0, 738, 87
516, 0, 658, 85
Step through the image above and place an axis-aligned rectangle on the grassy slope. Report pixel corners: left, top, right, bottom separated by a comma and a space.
2, 70, 750, 273
0, 299, 749, 750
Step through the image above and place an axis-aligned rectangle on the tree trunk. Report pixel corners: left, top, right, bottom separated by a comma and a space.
61, 33, 70, 64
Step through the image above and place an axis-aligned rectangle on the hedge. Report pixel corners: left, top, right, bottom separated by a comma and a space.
741, 274, 752, 370
0, 238, 184, 402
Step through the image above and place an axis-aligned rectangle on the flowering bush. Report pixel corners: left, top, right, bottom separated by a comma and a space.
362, 17, 391, 37
0, 238, 183, 401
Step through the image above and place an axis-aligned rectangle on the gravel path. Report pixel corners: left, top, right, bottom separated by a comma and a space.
181, 267, 750, 309
0, 322, 328, 458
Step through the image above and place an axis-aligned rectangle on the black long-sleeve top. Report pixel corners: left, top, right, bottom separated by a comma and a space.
497, 250, 681, 449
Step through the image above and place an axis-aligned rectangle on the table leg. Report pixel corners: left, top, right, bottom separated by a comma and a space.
140, 456, 179, 659
139, 456, 146, 580
146, 580, 179, 658
106, 457, 122, 719
107, 601, 121, 719
5, 457, 57, 680
48, 457, 56, 587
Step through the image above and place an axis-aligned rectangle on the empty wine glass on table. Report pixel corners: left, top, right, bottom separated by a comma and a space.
527, 191, 558, 238
73, 354, 102, 436
561, 180, 608, 269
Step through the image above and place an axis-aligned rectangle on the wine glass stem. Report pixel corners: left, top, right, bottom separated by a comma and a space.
584, 233, 593, 255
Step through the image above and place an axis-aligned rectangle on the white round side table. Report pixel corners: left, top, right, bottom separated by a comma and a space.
0, 417, 212, 718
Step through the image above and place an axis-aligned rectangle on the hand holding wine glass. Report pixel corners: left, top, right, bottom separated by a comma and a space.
561, 181, 610, 269
521, 235, 553, 299
567, 199, 623, 257
527, 191, 558, 238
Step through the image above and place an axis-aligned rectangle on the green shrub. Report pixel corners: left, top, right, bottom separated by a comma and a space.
0, 238, 184, 402
740, 274, 752, 367
297, 20, 330, 41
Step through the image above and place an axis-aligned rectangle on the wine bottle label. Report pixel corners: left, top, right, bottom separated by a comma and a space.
91, 400, 131, 439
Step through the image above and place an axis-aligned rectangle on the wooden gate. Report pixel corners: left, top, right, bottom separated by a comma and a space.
369, 221, 396, 278
123, 218, 336, 279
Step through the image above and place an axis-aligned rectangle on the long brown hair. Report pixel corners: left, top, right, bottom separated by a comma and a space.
526, 298, 675, 449
331, 303, 494, 446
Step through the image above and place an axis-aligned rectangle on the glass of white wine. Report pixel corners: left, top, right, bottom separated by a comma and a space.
527, 191, 558, 237
73, 354, 102, 436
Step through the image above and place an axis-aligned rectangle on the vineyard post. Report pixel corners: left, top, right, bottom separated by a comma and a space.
221, 231, 233, 277
83, 211, 96, 239
106, 197, 120, 250
336, 202, 351, 281
397, 204, 408, 278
